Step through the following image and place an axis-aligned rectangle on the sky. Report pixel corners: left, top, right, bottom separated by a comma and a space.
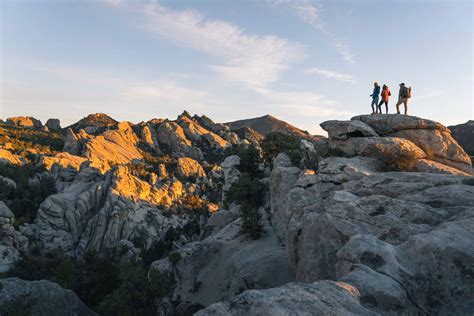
1, 0, 473, 135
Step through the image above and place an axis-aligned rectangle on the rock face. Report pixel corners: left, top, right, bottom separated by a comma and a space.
6, 116, 43, 129
176, 157, 206, 179
322, 114, 472, 175
0, 202, 28, 273
0, 148, 24, 165
197, 281, 377, 316
449, 120, 474, 156
269, 153, 474, 315
45, 118, 61, 131
0, 278, 95, 315
156, 121, 203, 160
63, 122, 143, 172
28, 165, 186, 255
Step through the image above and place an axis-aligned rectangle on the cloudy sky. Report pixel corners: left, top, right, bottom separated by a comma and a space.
1, 0, 472, 134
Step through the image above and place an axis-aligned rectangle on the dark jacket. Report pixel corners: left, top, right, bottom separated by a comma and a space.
371, 86, 381, 99
398, 86, 407, 98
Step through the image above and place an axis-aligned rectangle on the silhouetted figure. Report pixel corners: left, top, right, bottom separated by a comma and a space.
378, 84, 391, 114
370, 82, 381, 114
396, 83, 412, 115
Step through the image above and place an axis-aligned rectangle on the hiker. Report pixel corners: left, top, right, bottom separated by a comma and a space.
370, 82, 381, 114
378, 84, 391, 114
395, 83, 411, 115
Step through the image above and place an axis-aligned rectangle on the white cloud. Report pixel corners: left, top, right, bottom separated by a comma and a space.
267, 0, 356, 63
104, 1, 304, 89
305, 67, 355, 83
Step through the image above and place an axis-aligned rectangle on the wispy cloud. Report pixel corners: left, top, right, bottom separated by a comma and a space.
305, 67, 355, 83
103, 0, 304, 89
267, 0, 356, 64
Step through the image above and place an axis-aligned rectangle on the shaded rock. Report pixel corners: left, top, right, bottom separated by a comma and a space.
140, 124, 161, 153
67, 113, 117, 134
45, 118, 61, 131
196, 280, 377, 316
0, 278, 95, 315
321, 119, 378, 140
449, 120, 474, 156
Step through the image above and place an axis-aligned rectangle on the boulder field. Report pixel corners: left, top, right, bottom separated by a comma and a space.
0, 113, 473, 315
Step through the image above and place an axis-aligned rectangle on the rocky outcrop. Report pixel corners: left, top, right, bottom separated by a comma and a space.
28, 165, 186, 255
156, 121, 203, 160
45, 118, 61, 131
0, 202, 28, 273
322, 114, 472, 175
41, 152, 87, 171
63, 123, 143, 172
0, 148, 24, 165
6, 116, 43, 129
197, 280, 376, 315
269, 152, 474, 315
0, 278, 95, 315
140, 124, 161, 153
176, 157, 206, 179
67, 113, 118, 134
177, 115, 230, 150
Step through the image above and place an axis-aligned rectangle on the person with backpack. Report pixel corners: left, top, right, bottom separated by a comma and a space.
378, 84, 391, 114
370, 82, 381, 114
395, 83, 411, 115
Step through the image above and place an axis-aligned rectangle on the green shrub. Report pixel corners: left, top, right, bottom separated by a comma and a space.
232, 143, 262, 177
98, 264, 175, 316
261, 132, 302, 166
169, 252, 182, 266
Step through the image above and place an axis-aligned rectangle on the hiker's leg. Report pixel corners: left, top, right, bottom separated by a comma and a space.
371, 100, 376, 114
377, 100, 383, 113
395, 99, 402, 114
385, 101, 389, 114
404, 99, 408, 115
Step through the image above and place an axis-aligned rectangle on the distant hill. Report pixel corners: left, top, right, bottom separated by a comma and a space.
67, 113, 118, 134
225, 114, 322, 142
449, 120, 474, 156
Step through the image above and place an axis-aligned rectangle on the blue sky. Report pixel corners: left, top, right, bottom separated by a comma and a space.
1, 0, 472, 134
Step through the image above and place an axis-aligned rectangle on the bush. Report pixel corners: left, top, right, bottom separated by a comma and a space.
229, 143, 262, 177
99, 264, 175, 316
53, 257, 76, 289
224, 172, 265, 239
261, 132, 302, 166
0, 163, 56, 224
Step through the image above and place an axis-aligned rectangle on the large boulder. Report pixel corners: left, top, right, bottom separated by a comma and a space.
0, 278, 95, 315
45, 118, 61, 131
321, 119, 378, 140
322, 115, 472, 175
351, 114, 447, 135
196, 280, 377, 316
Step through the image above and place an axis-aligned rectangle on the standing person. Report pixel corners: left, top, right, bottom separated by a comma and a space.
378, 84, 391, 114
370, 82, 381, 114
395, 83, 411, 115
